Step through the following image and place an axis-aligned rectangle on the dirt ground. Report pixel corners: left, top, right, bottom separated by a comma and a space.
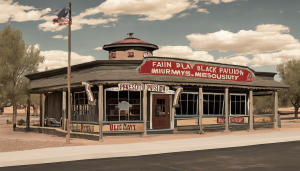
0, 107, 299, 153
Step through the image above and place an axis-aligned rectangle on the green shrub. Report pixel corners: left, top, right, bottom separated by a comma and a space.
6, 120, 13, 124
17, 119, 26, 126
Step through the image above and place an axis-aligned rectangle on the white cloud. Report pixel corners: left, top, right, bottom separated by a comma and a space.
79, 0, 194, 21
93, 47, 103, 50
178, 13, 190, 18
256, 24, 290, 33
251, 49, 300, 66
216, 56, 251, 66
197, 8, 209, 13
202, 0, 239, 5
186, 24, 299, 55
51, 35, 68, 40
39, 50, 95, 71
153, 46, 214, 61
0, 0, 50, 23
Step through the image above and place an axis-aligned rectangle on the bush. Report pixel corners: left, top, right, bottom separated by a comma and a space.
6, 120, 13, 124
17, 119, 26, 126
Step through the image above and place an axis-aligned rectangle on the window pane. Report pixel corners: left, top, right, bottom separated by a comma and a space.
236, 101, 241, 114
203, 94, 208, 101
209, 101, 214, 114
236, 95, 240, 101
215, 95, 220, 101
181, 101, 187, 115
215, 101, 220, 114
181, 93, 187, 100
241, 95, 245, 101
188, 94, 194, 100
129, 91, 140, 104
231, 95, 235, 101
209, 94, 214, 101
175, 107, 181, 115
194, 100, 198, 115
203, 100, 208, 115
119, 91, 128, 103
241, 101, 245, 115
231, 101, 235, 114
188, 101, 194, 115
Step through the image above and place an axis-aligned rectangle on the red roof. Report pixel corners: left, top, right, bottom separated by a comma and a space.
111, 38, 149, 44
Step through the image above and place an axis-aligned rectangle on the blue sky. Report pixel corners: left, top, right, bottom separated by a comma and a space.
1, 0, 300, 81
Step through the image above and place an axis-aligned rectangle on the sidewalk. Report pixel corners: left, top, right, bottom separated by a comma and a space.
0, 128, 299, 168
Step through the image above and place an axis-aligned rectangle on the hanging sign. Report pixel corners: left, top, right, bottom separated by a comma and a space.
139, 60, 253, 82
118, 83, 142, 91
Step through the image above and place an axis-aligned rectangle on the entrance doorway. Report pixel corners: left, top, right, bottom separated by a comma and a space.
152, 94, 170, 129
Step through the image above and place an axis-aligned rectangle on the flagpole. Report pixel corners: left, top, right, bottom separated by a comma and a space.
66, 1, 72, 144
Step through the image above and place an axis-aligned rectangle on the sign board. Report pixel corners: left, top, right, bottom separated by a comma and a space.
254, 117, 273, 123
103, 123, 144, 132
139, 60, 253, 82
217, 117, 245, 124
118, 83, 143, 91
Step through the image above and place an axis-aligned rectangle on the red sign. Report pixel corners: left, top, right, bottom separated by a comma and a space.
217, 117, 245, 123
139, 60, 253, 82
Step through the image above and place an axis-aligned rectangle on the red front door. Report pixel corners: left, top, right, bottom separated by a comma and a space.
152, 94, 170, 129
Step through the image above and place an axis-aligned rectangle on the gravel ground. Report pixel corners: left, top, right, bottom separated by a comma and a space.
0, 138, 85, 153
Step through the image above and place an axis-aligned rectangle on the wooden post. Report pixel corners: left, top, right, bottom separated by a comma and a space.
41, 94, 45, 127
98, 84, 104, 141
273, 90, 279, 129
39, 94, 43, 126
249, 89, 254, 131
199, 86, 204, 134
26, 94, 30, 131
224, 87, 230, 133
143, 84, 147, 136
62, 91, 66, 130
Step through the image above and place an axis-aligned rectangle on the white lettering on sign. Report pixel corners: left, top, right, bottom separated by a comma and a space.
118, 83, 142, 91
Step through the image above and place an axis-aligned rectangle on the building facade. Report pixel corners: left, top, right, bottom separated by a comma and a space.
26, 33, 288, 138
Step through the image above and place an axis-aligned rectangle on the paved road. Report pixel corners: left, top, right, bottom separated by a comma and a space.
2, 141, 300, 171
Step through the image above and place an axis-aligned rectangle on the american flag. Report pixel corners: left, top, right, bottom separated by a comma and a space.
52, 6, 71, 25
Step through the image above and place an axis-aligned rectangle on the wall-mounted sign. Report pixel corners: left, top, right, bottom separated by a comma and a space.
102, 123, 144, 132
118, 83, 142, 91
139, 60, 253, 82
217, 117, 245, 123
147, 84, 175, 94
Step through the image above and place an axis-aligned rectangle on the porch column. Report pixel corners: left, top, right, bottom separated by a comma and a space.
98, 84, 104, 141
273, 90, 279, 129
249, 89, 254, 131
41, 94, 45, 127
143, 84, 147, 136
62, 91, 66, 130
26, 94, 30, 130
224, 87, 230, 132
199, 86, 204, 134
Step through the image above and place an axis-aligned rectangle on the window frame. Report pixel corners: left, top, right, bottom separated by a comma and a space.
175, 92, 199, 116
104, 88, 142, 122
230, 93, 247, 115
202, 92, 225, 115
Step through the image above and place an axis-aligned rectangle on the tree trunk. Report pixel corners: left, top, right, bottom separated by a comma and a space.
295, 106, 299, 118
33, 106, 38, 116
0, 107, 3, 115
12, 104, 17, 129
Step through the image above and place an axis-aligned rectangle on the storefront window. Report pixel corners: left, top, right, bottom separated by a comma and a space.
203, 93, 224, 115
175, 93, 198, 115
106, 89, 141, 121
230, 94, 246, 115
73, 91, 98, 122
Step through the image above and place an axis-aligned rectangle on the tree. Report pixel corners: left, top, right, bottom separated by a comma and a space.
277, 59, 300, 118
0, 24, 44, 127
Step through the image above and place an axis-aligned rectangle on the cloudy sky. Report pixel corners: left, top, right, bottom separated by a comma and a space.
1, 0, 300, 81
